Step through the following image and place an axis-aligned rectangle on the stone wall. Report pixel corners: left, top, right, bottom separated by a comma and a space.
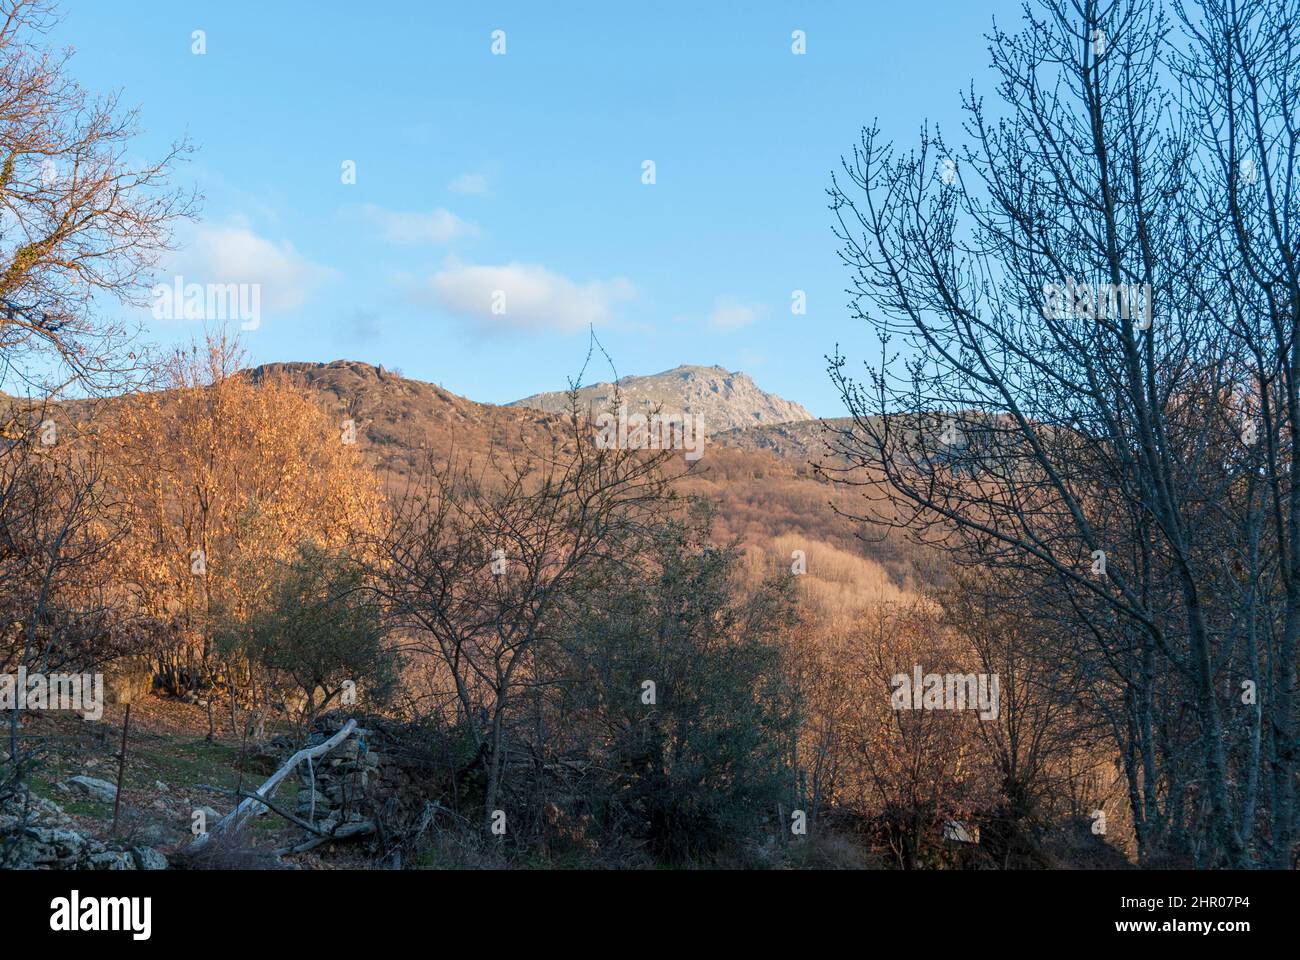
262, 713, 434, 852
0, 785, 167, 870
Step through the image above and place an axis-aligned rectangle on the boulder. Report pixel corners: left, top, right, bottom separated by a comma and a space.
65, 776, 117, 803
131, 846, 168, 870
88, 850, 135, 870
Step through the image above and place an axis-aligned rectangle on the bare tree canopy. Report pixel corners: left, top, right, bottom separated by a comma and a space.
0, 0, 195, 395
826, 0, 1299, 867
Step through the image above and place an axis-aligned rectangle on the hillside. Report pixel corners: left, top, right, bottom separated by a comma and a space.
254, 361, 925, 594
247, 360, 573, 482
2, 358, 927, 605
714, 415, 855, 465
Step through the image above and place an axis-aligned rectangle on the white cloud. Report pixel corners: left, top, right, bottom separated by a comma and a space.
709, 297, 761, 330
448, 172, 490, 196
170, 221, 332, 313
424, 259, 636, 333
361, 204, 478, 244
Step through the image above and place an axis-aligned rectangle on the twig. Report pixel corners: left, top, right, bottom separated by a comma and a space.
273, 820, 374, 857
234, 787, 327, 837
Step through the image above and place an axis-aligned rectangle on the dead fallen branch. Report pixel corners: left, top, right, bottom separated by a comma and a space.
189, 719, 357, 851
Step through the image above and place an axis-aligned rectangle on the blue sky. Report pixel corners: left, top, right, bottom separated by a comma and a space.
54, 0, 1023, 416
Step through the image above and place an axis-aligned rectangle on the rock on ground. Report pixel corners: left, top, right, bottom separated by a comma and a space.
65, 776, 118, 803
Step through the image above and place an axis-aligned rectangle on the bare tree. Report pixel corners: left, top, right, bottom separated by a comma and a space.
0, 409, 152, 805
824, 0, 1296, 866
379, 392, 678, 829
1171, 0, 1300, 870
0, 0, 195, 395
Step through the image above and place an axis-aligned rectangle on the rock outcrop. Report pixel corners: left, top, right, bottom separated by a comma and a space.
511, 364, 814, 433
